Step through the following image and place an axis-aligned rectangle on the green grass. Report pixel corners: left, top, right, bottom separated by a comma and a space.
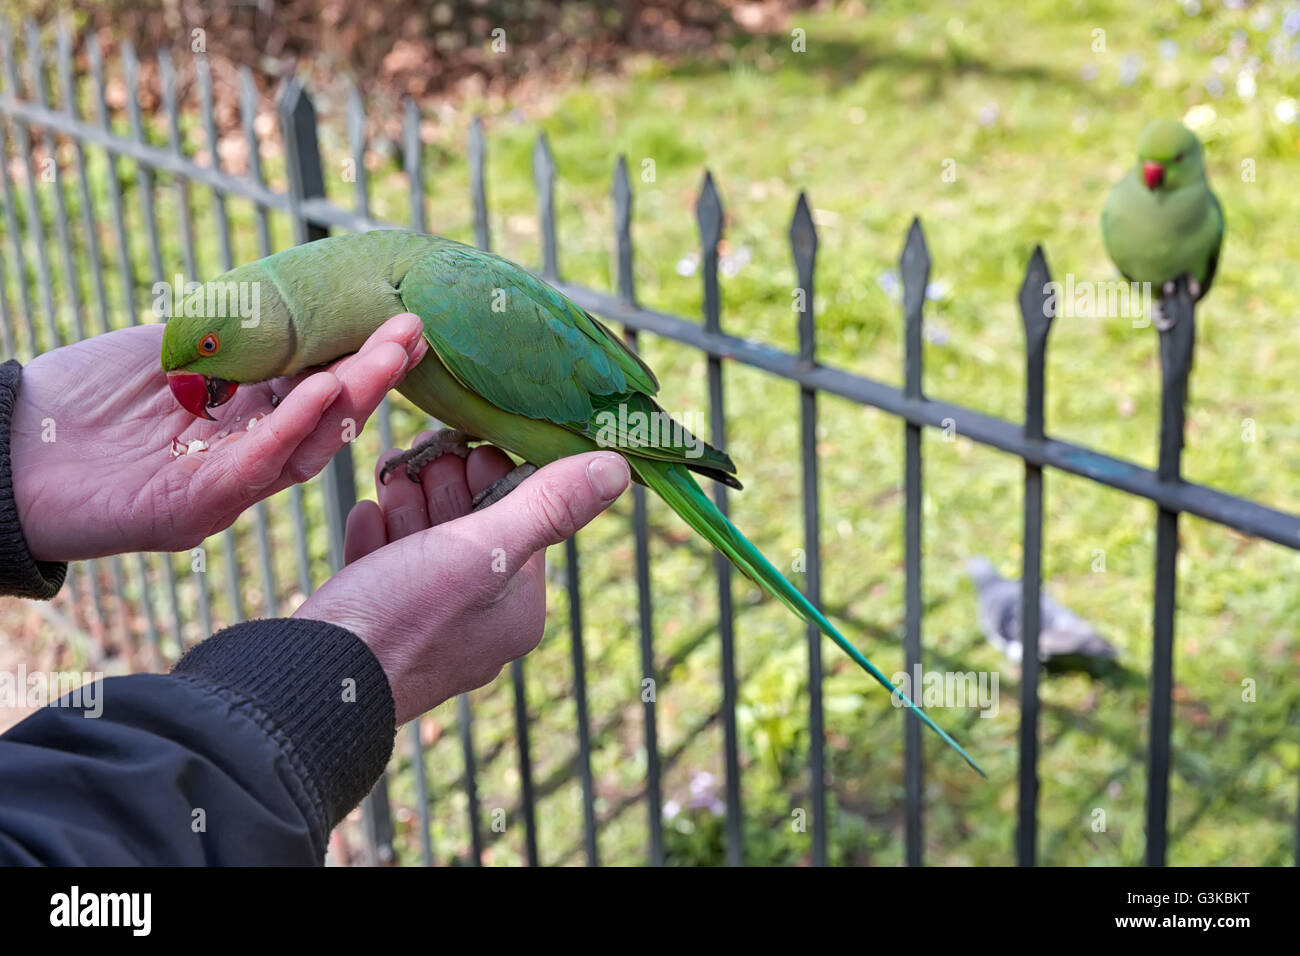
3, 0, 1299, 865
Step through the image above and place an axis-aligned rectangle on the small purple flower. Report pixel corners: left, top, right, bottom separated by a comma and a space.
1158, 39, 1179, 60
877, 270, 901, 300
720, 246, 751, 278
687, 771, 721, 810
924, 323, 950, 346
1118, 54, 1142, 87
977, 102, 999, 127
689, 770, 716, 797
662, 799, 681, 820
1205, 76, 1224, 97
1286, 11, 1300, 37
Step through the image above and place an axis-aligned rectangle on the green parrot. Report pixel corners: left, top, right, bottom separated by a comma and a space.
160, 230, 982, 774
1102, 119, 1224, 323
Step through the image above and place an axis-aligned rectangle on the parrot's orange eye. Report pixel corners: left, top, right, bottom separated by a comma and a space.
199, 333, 220, 355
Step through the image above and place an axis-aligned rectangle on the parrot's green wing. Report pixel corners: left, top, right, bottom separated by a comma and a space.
1100, 178, 1134, 283
402, 241, 654, 420
400, 241, 738, 480
1199, 190, 1224, 301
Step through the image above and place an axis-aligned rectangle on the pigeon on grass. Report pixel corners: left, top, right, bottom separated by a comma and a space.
966, 556, 1118, 670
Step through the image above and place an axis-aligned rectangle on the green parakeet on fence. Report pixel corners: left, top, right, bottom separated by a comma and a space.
1102, 119, 1224, 313
159, 230, 982, 774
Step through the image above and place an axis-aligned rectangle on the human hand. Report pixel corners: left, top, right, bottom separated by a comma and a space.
295, 437, 630, 724
10, 313, 427, 562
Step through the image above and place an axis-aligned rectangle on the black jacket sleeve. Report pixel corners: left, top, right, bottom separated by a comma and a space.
0, 359, 396, 865
0, 360, 66, 599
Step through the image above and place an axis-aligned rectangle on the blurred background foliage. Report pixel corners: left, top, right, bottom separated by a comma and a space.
1, 1, 784, 139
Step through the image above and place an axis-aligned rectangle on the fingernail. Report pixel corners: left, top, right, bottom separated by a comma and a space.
322, 378, 343, 411
587, 453, 629, 501
387, 351, 410, 388
401, 315, 423, 345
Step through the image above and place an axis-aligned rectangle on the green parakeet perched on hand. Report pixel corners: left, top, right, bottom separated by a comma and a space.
160, 230, 982, 774
1102, 119, 1224, 318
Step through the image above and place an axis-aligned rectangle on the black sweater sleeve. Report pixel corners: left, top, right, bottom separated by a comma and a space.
0, 360, 66, 599
0, 359, 396, 864
0, 620, 395, 864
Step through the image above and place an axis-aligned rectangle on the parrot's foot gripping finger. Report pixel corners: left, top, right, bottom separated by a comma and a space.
1187, 276, 1202, 299
379, 428, 476, 485
471, 463, 537, 511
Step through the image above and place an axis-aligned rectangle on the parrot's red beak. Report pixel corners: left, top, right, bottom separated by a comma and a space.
1143, 161, 1165, 190
167, 371, 238, 420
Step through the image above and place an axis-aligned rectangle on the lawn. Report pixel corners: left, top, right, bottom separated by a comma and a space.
1, 0, 1299, 864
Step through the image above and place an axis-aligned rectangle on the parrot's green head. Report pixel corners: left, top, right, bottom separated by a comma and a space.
1135, 120, 1205, 193
159, 262, 293, 419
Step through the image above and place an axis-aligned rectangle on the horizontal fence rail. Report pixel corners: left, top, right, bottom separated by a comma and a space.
1, 18, 1297, 867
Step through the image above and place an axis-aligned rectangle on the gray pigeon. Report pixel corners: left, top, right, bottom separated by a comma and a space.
966, 556, 1118, 665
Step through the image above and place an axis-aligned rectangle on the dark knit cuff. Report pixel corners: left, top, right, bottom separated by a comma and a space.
172, 618, 396, 833
0, 359, 66, 600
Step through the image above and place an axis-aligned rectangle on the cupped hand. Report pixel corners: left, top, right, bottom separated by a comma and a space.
295, 437, 630, 724
10, 313, 428, 562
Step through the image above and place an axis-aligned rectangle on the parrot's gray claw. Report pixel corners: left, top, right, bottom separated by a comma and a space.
1187, 277, 1201, 299
1151, 298, 1174, 332
471, 463, 537, 511
1162, 280, 1176, 296
379, 428, 475, 485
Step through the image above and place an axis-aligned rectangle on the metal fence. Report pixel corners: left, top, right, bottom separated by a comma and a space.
2, 19, 1298, 867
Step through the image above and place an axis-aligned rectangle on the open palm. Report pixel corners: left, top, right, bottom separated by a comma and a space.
10, 315, 426, 563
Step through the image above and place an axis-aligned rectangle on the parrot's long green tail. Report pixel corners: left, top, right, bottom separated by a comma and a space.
633, 459, 984, 776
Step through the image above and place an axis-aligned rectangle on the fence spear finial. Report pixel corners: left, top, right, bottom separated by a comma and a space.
900, 217, 929, 400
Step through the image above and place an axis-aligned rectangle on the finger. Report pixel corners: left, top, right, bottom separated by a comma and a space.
376, 450, 433, 541
327, 313, 426, 381
419, 453, 474, 527
261, 313, 417, 405
252, 314, 426, 413
344, 500, 388, 565
188, 371, 342, 500
464, 445, 515, 498
273, 341, 409, 487
459, 451, 629, 577
274, 317, 428, 487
